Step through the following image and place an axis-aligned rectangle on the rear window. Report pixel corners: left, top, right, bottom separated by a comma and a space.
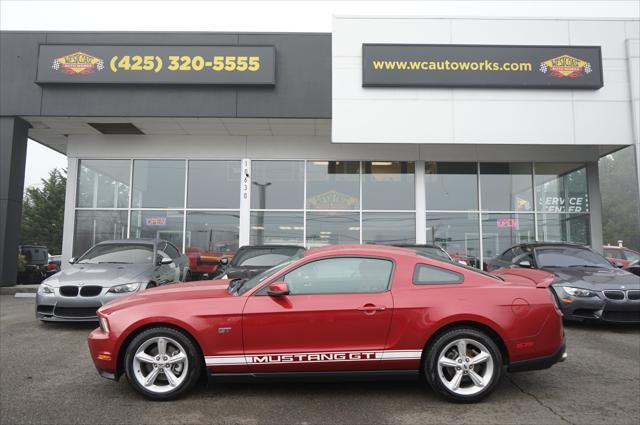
231, 247, 303, 267
413, 264, 463, 285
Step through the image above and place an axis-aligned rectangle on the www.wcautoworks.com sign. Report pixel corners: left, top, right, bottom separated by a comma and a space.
362, 44, 603, 89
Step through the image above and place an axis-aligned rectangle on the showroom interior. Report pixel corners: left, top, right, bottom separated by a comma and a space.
1, 16, 639, 284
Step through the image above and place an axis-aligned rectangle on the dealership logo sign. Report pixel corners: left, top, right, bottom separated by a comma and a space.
52, 51, 104, 75
539, 55, 592, 78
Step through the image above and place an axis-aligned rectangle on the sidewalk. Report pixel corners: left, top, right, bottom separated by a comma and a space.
0, 284, 39, 295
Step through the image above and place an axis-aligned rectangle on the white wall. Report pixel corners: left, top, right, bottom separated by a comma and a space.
332, 16, 640, 146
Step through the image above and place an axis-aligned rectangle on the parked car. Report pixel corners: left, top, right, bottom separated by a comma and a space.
36, 239, 190, 322
486, 242, 640, 324
88, 244, 566, 403
625, 260, 640, 277
46, 254, 62, 277
393, 244, 454, 262
603, 245, 640, 268
218, 244, 305, 280
18, 245, 49, 284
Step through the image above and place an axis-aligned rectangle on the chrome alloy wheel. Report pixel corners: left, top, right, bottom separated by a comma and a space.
132, 336, 189, 394
436, 338, 494, 396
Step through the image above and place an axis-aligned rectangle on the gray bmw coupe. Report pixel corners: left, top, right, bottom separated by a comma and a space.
36, 239, 189, 322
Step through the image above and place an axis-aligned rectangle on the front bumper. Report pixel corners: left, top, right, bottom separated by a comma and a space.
87, 327, 119, 380
508, 338, 567, 373
35, 288, 130, 322
552, 287, 640, 324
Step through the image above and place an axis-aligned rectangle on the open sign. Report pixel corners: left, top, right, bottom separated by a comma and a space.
145, 217, 166, 226
497, 218, 519, 229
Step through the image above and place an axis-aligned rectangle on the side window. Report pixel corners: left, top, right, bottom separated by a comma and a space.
156, 242, 170, 260
413, 264, 463, 285
500, 248, 514, 261
163, 243, 181, 259
283, 257, 393, 295
604, 249, 623, 259
624, 250, 640, 262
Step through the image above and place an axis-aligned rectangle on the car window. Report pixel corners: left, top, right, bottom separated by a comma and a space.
283, 257, 393, 295
624, 250, 640, 262
240, 253, 292, 267
413, 264, 463, 285
77, 243, 154, 264
231, 247, 303, 266
604, 249, 624, 259
500, 248, 515, 261
417, 246, 450, 260
535, 247, 612, 268
163, 242, 181, 259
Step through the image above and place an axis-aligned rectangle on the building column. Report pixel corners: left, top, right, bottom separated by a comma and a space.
61, 157, 78, 268
0, 117, 30, 286
415, 160, 426, 244
587, 161, 604, 253
625, 39, 640, 213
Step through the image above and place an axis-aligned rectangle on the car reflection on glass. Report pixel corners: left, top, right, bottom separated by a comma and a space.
218, 245, 305, 281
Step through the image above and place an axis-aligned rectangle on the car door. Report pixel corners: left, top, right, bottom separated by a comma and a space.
242, 256, 395, 373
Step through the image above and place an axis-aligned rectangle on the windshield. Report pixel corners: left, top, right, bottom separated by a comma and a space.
77, 243, 154, 264
231, 247, 303, 267
235, 260, 295, 295
535, 247, 612, 268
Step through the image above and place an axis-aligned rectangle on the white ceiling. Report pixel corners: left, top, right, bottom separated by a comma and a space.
23, 117, 331, 154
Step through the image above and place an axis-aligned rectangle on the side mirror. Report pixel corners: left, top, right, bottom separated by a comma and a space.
267, 281, 289, 297
158, 257, 173, 265
69, 257, 76, 264
219, 257, 229, 266
517, 260, 532, 268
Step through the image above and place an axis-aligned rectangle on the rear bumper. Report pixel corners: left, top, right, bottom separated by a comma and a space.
508, 338, 567, 373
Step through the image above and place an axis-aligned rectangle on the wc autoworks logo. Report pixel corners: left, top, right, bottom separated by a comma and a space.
52, 51, 104, 75
539, 54, 592, 78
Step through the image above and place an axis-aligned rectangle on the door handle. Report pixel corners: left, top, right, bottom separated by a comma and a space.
357, 304, 386, 314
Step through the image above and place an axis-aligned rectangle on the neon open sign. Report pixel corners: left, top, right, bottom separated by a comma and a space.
496, 218, 519, 229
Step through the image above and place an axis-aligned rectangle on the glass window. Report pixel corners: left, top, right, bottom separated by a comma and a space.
604, 248, 624, 259
426, 213, 481, 268
73, 210, 128, 257
534, 247, 612, 268
362, 212, 415, 245
482, 213, 535, 264
232, 246, 304, 267
535, 163, 589, 213
283, 257, 393, 294
132, 160, 185, 209
187, 160, 240, 209
251, 161, 304, 209
77, 243, 154, 264
130, 210, 184, 251
362, 161, 415, 210
413, 264, 463, 285
625, 250, 640, 262
480, 163, 533, 212
306, 161, 360, 210
250, 212, 304, 245
162, 242, 181, 259
537, 213, 590, 245
185, 211, 239, 257
77, 160, 130, 208
306, 212, 360, 247
425, 162, 478, 211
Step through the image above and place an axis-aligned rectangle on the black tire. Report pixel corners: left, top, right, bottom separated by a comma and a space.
124, 327, 203, 401
424, 328, 503, 403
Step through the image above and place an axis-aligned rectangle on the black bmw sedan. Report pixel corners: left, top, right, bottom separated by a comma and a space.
487, 243, 640, 324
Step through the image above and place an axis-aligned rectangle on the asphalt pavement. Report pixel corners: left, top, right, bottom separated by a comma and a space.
1, 295, 638, 425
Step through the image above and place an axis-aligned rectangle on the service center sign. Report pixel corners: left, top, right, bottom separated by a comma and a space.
36, 45, 276, 85
362, 44, 603, 89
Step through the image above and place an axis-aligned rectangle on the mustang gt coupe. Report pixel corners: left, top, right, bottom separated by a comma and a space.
88, 244, 566, 403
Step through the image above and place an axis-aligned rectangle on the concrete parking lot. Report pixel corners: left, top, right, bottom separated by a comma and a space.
1, 295, 638, 425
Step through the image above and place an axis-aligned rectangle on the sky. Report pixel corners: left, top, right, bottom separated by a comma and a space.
2, 0, 639, 188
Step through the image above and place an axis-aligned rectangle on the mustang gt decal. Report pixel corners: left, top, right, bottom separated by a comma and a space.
205, 350, 423, 366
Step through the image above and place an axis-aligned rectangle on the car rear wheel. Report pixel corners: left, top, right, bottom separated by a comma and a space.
425, 328, 503, 403
124, 327, 202, 400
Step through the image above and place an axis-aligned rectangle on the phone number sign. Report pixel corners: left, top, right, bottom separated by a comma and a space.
36, 45, 276, 85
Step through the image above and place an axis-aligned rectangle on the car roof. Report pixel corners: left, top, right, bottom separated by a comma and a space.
518, 242, 589, 249
237, 244, 305, 250
305, 244, 421, 258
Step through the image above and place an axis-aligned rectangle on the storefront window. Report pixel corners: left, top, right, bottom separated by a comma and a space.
306, 212, 360, 247
306, 161, 360, 210
186, 211, 239, 256
129, 210, 184, 251
250, 212, 304, 245
537, 213, 590, 245
480, 163, 533, 212
77, 160, 130, 208
73, 210, 128, 256
362, 212, 415, 245
535, 163, 589, 213
482, 213, 535, 262
426, 213, 481, 268
425, 162, 478, 211
132, 160, 185, 209
251, 161, 304, 209
187, 160, 240, 209
362, 162, 415, 210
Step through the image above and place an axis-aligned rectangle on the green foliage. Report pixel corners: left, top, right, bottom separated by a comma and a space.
599, 147, 640, 251
20, 168, 67, 254
17, 254, 26, 273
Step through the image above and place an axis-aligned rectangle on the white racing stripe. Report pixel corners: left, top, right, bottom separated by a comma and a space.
205, 350, 422, 366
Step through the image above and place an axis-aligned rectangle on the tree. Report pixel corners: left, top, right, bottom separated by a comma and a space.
599, 147, 640, 251
20, 169, 67, 254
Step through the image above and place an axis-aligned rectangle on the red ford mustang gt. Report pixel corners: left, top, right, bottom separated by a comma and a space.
88, 244, 566, 403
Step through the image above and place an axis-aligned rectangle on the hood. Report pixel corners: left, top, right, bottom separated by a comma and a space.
544, 266, 640, 290
42, 263, 152, 287
99, 279, 232, 314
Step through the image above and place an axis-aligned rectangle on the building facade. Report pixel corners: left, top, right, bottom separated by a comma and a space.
1, 16, 639, 284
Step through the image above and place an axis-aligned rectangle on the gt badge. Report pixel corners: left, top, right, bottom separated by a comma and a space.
218, 327, 232, 334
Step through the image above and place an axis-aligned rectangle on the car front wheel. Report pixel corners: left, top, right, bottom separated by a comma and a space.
124, 327, 202, 400
425, 328, 503, 403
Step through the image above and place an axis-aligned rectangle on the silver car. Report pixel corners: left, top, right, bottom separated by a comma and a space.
36, 239, 189, 322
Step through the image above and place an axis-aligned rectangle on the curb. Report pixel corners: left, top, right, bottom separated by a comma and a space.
0, 285, 39, 295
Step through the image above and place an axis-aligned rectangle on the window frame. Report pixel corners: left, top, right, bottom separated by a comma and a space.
412, 263, 465, 285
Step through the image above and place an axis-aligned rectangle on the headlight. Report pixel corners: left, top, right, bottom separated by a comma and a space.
37, 284, 54, 296
107, 283, 141, 294
98, 315, 110, 334
563, 286, 594, 297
